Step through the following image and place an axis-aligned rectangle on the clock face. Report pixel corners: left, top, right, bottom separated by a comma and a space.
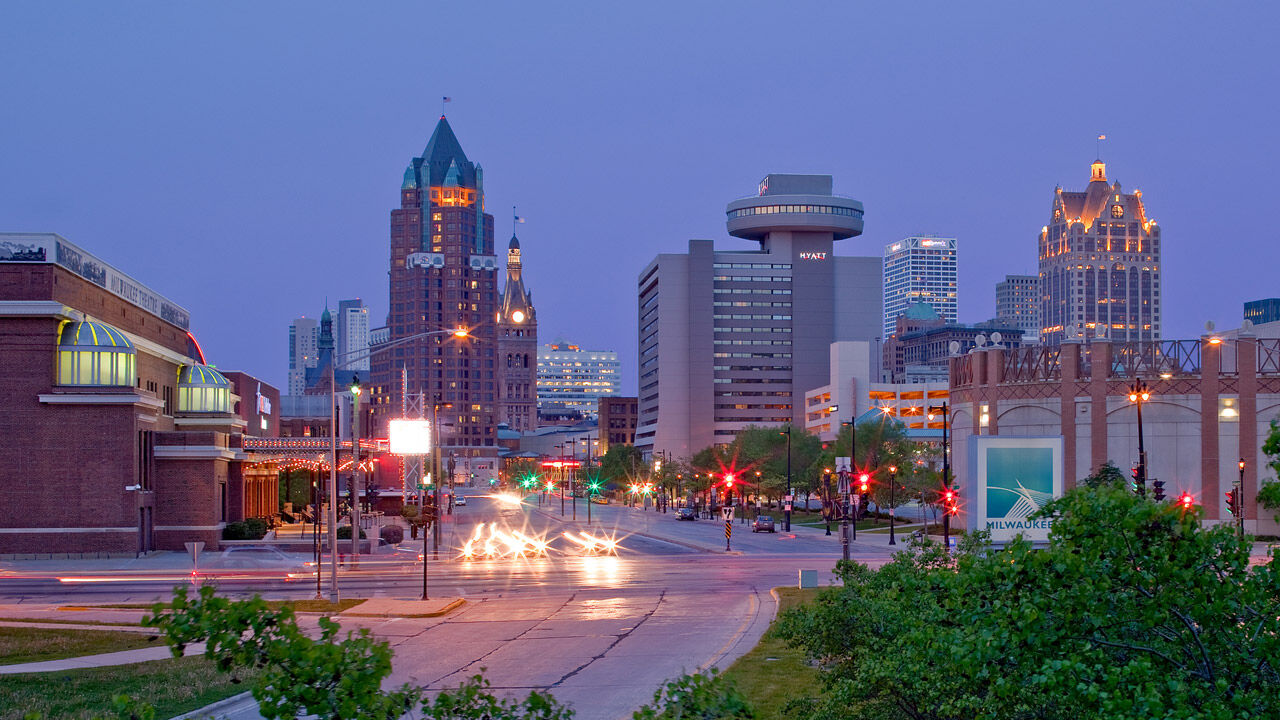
1111, 204, 1124, 218
512, 310, 526, 323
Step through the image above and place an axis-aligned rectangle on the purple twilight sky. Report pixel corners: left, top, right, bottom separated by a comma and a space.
3, 2, 1277, 395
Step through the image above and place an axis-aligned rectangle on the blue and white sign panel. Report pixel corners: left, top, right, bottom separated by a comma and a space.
968, 435, 1063, 543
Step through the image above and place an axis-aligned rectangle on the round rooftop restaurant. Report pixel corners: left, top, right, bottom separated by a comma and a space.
177, 364, 231, 413
725, 174, 864, 241
56, 320, 136, 387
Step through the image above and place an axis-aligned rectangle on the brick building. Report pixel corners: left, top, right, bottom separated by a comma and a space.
0, 233, 280, 556
597, 396, 638, 454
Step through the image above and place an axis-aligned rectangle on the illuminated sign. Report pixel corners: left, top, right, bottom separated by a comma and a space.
540, 459, 582, 469
255, 382, 272, 416
0, 234, 191, 329
968, 435, 1063, 543
920, 239, 949, 248
799, 252, 828, 260
389, 419, 432, 455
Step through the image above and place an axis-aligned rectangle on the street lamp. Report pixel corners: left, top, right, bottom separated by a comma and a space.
349, 375, 362, 560
779, 427, 792, 532
1128, 378, 1151, 497
840, 420, 858, 561
1237, 458, 1246, 538
324, 326, 470, 602
888, 464, 898, 546
927, 402, 951, 552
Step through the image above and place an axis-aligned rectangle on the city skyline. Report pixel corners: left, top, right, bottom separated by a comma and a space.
3, 3, 1277, 396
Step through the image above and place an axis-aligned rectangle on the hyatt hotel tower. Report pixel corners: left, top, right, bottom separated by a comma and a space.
371, 117, 499, 465
636, 174, 881, 458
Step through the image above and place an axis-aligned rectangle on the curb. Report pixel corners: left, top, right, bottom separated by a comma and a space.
170, 690, 255, 720
340, 597, 466, 619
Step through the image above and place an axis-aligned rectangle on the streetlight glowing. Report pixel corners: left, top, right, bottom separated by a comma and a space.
452, 327, 470, 338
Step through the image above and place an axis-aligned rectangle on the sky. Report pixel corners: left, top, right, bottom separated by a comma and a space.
4, 2, 1278, 396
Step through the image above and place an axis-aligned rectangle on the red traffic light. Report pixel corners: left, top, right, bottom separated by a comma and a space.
1225, 490, 1238, 516
725, 474, 735, 486
1179, 492, 1194, 510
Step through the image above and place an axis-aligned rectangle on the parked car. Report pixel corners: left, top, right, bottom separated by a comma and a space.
454, 496, 467, 506
676, 507, 697, 521
752, 515, 775, 533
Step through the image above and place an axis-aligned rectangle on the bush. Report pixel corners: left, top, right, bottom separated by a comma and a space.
222, 522, 249, 540
400, 505, 419, 520
245, 517, 269, 538
336, 526, 367, 540
380, 526, 403, 545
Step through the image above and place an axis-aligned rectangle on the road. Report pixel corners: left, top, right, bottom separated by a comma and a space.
0, 491, 898, 719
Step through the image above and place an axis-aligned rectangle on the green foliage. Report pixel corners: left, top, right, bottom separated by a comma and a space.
599, 445, 646, 489
335, 526, 366, 539
221, 520, 269, 540
1261, 419, 1280, 522
776, 485, 1280, 720
1083, 460, 1127, 489
379, 525, 403, 544
418, 672, 573, 719
632, 670, 753, 719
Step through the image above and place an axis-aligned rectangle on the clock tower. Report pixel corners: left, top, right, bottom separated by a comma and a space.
496, 233, 538, 431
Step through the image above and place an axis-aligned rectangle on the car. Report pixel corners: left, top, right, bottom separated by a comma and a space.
212, 545, 315, 578
676, 507, 697, 521
752, 515, 775, 533
454, 496, 467, 506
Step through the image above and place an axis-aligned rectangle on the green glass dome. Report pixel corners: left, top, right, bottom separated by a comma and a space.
177, 364, 230, 413
56, 320, 135, 387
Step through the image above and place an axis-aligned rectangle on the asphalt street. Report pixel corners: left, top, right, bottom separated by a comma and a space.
0, 491, 890, 720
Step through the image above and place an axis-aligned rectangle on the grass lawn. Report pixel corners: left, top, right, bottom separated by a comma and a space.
81, 597, 365, 614
721, 587, 824, 720
0, 626, 162, 666
0, 655, 259, 720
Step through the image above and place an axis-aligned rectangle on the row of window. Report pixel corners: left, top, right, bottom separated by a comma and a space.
713, 288, 793, 295
727, 204, 863, 219
713, 275, 792, 282
713, 262, 792, 269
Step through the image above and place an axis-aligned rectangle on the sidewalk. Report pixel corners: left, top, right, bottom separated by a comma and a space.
0, 597, 464, 675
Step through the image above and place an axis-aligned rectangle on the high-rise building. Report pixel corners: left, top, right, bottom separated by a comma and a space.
537, 343, 620, 419
370, 116, 499, 474
882, 236, 957, 338
1038, 160, 1161, 345
1244, 298, 1280, 325
496, 233, 537, 431
337, 299, 370, 372
636, 174, 880, 458
287, 317, 318, 396
995, 274, 1039, 332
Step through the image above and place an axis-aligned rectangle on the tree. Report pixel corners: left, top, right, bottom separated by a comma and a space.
599, 444, 645, 491
776, 484, 1280, 720
1259, 419, 1280, 523
1082, 460, 1127, 489
504, 458, 540, 488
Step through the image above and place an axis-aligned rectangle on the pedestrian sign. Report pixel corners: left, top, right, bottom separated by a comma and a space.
835, 457, 851, 474
721, 507, 734, 521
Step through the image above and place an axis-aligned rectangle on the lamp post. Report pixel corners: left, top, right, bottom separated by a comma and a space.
1128, 379, 1151, 497
888, 464, 898, 546
840, 420, 858, 562
349, 375, 362, 560
780, 427, 792, 532
1237, 458, 1246, 538
928, 402, 951, 552
325, 326, 471, 602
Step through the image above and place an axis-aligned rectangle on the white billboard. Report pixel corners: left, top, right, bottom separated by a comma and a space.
968, 435, 1063, 543
389, 419, 431, 455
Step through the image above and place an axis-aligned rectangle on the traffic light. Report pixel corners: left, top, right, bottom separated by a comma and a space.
1225, 489, 1238, 516
725, 474, 735, 487
942, 488, 958, 515
1130, 465, 1144, 496
859, 473, 870, 493
1179, 492, 1194, 511
1152, 479, 1165, 502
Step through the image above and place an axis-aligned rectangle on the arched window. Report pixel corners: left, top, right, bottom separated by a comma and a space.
56, 321, 136, 387
177, 364, 231, 413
